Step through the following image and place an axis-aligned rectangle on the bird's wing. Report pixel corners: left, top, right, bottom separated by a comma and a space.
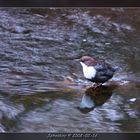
95, 62, 114, 77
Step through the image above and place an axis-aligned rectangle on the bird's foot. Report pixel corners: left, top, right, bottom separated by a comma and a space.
87, 83, 102, 89
93, 83, 102, 89
87, 83, 96, 88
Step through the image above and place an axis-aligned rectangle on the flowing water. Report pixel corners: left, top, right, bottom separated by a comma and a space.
0, 8, 140, 132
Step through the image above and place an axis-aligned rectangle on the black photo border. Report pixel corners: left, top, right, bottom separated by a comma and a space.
0, 0, 140, 7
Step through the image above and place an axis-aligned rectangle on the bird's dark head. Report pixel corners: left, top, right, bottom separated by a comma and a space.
80, 56, 97, 66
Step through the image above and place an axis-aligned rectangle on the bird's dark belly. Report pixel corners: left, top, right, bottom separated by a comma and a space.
88, 68, 115, 83
87, 75, 113, 83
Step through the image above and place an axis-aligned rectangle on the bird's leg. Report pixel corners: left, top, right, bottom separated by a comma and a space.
94, 83, 102, 89
86, 83, 96, 88
87, 83, 102, 89
92, 83, 96, 87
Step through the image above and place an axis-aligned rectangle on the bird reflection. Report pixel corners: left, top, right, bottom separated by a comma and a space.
79, 85, 116, 113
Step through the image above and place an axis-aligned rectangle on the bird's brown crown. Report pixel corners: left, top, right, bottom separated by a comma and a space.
80, 56, 97, 66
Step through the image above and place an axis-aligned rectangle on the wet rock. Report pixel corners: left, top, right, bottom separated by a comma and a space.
129, 98, 137, 102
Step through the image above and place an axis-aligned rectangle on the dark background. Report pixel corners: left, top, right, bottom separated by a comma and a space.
0, 0, 140, 7
0, 133, 140, 140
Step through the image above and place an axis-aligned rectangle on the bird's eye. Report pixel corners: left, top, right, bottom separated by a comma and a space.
81, 59, 85, 62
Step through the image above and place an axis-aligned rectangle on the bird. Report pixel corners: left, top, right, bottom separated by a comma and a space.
80, 56, 117, 88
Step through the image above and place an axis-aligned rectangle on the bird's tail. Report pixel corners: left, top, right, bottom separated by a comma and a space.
112, 66, 119, 72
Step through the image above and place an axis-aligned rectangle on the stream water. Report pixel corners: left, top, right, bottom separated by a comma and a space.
0, 8, 140, 132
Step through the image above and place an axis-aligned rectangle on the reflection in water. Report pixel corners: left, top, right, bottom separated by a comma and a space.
79, 85, 115, 113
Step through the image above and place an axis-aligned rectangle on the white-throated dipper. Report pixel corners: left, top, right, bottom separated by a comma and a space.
80, 56, 116, 88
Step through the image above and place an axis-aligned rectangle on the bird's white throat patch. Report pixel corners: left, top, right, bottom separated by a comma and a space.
80, 62, 96, 79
